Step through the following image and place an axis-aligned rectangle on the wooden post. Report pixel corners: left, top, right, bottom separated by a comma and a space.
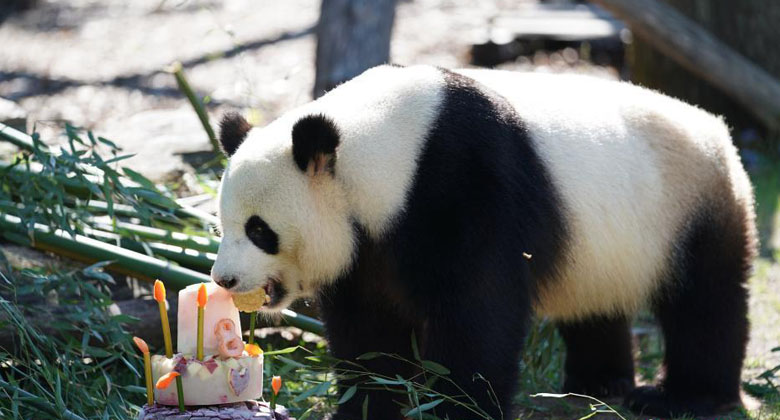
592, 0, 780, 131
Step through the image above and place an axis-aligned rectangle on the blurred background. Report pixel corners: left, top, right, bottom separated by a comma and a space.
0, 0, 779, 419
2, 0, 778, 180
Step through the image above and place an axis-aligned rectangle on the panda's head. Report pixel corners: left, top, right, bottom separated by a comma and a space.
211, 112, 355, 312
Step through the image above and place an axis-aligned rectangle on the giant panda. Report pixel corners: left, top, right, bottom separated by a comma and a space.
210, 64, 757, 419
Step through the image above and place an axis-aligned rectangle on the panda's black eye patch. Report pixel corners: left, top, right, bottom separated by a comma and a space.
245, 215, 279, 255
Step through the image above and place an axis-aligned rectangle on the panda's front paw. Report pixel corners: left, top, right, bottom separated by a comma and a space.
624, 385, 741, 417
563, 374, 634, 398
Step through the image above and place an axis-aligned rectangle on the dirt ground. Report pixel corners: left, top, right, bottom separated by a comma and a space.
1, 0, 779, 418
1, 0, 553, 179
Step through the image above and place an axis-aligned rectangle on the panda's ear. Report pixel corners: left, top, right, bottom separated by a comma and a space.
219, 112, 252, 157
291, 114, 340, 176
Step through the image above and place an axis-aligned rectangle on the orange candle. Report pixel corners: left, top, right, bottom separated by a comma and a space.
133, 337, 154, 406
153, 280, 184, 411
153, 280, 173, 358
196, 283, 208, 360
156, 371, 180, 390
271, 376, 282, 411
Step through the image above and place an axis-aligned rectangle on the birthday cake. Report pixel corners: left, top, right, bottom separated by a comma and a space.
133, 281, 289, 420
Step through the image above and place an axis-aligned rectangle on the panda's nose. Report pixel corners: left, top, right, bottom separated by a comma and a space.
215, 276, 238, 290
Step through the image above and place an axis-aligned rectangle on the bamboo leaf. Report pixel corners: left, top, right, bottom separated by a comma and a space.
356, 352, 382, 360
420, 360, 450, 375
404, 399, 443, 418
368, 376, 405, 386
293, 381, 331, 403
337, 385, 357, 405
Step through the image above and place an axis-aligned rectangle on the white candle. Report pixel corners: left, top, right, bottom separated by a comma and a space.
177, 282, 241, 356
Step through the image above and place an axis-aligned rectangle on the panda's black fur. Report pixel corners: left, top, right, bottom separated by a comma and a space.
218, 111, 252, 156
319, 69, 569, 419
217, 67, 754, 420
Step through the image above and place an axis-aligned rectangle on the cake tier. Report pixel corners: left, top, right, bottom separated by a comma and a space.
137, 401, 290, 420
152, 354, 263, 406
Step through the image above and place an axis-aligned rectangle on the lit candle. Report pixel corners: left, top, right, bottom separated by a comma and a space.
196, 283, 208, 360
132, 337, 154, 406
153, 280, 173, 358
153, 279, 185, 412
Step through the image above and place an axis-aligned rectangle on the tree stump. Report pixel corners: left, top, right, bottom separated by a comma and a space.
313, 0, 397, 98
137, 401, 291, 420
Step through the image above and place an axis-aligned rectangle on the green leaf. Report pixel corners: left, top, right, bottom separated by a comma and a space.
121, 167, 155, 189
531, 392, 569, 398
124, 385, 147, 394
97, 136, 120, 150
102, 154, 135, 165
292, 380, 331, 403
85, 347, 112, 358
276, 356, 307, 369
297, 406, 317, 420
421, 360, 450, 375
337, 385, 357, 405
404, 399, 443, 418
411, 331, 421, 361
356, 352, 382, 360
368, 376, 405, 386
263, 346, 300, 356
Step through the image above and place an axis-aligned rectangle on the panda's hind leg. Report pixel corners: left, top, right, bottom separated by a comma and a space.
625, 209, 752, 417
558, 315, 635, 398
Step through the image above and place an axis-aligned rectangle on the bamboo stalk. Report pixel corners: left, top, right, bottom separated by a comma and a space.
280, 309, 325, 336
84, 227, 215, 272
0, 213, 325, 334
0, 213, 210, 290
0, 123, 47, 152
168, 62, 221, 155
95, 221, 219, 253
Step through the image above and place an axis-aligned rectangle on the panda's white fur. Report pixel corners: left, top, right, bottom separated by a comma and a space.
213, 65, 445, 306
213, 65, 753, 321
458, 69, 754, 319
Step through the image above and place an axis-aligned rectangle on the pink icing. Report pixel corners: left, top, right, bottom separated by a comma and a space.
197, 357, 219, 374
172, 355, 188, 374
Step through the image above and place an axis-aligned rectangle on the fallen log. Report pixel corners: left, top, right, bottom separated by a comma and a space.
592, 0, 780, 131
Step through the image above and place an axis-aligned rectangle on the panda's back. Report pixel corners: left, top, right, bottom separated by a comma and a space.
302, 65, 753, 321
457, 69, 753, 319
